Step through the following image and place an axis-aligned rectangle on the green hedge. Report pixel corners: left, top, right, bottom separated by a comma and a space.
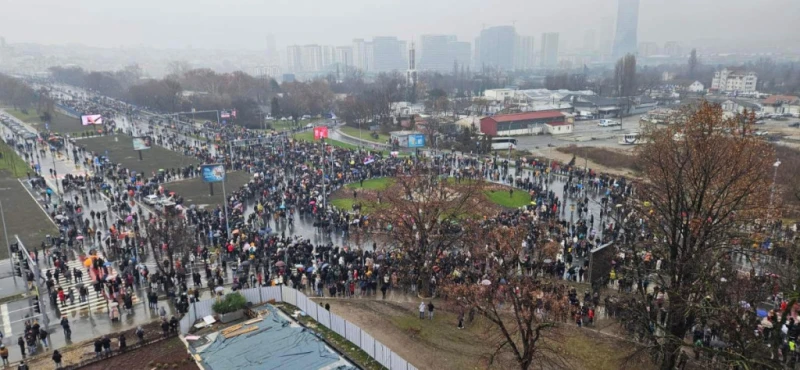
212, 292, 247, 314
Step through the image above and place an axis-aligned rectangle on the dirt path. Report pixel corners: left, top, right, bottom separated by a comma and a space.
315, 297, 653, 370
316, 298, 500, 370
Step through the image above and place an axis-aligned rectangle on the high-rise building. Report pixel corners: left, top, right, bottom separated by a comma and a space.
477, 26, 516, 70
711, 68, 758, 92
419, 35, 450, 72
612, 0, 640, 58
352, 39, 367, 70
321, 46, 336, 70
514, 35, 536, 70
302, 44, 323, 72
540, 32, 559, 68
638, 42, 659, 57
419, 35, 472, 73
663, 41, 683, 57
335, 46, 353, 68
364, 42, 374, 72
372, 37, 406, 72
286, 45, 303, 72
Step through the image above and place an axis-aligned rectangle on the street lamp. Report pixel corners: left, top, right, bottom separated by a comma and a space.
768, 159, 780, 225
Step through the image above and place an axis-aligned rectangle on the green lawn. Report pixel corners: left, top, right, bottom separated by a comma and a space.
293, 131, 359, 150
4, 107, 42, 123
0, 140, 31, 178
484, 188, 531, 208
339, 126, 391, 144
345, 177, 394, 190
4, 107, 92, 135
330, 198, 380, 214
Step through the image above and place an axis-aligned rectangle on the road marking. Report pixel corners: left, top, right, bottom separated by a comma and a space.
1, 303, 12, 337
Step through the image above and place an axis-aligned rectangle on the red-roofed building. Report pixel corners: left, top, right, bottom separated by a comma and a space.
480, 111, 569, 136
761, 95, 800, 116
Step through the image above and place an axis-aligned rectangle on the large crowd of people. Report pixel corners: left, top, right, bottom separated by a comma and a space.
4, 84, 799, 367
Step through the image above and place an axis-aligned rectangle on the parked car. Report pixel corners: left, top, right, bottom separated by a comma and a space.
789, 122, 800, 128
143, 194, 159, 205
598, 119, 621, 127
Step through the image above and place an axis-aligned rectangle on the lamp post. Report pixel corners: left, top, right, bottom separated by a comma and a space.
768, 159, 781, 227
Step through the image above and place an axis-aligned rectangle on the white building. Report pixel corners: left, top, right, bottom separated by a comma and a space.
545, 122, 573, 135
483, 88, 515, 102
711, 68, 758, 93
687, 81, 705, 93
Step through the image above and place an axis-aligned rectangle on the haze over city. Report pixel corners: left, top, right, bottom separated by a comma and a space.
1, 0, 798, 50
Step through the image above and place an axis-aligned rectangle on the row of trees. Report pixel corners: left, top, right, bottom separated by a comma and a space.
48, 65, 280, 128
0, 73, 37, 109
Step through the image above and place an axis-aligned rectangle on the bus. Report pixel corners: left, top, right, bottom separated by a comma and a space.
491, 137, 518, 150
618, 132, 643, 145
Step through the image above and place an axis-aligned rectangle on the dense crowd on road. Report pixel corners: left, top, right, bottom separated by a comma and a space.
4, 84, 800, 368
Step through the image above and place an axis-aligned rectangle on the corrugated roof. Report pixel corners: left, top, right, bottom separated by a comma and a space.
762, 95, 800, 105
487, 111, 564, 123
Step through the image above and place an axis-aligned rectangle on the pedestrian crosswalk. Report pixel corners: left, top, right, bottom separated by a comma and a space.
45, 253, 140, 315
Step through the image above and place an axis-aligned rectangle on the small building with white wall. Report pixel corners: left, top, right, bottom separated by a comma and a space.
687, 81, 705, 93
545, 122, 573, 135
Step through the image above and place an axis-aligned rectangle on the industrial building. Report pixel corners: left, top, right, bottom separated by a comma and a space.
480, 111, 568, 136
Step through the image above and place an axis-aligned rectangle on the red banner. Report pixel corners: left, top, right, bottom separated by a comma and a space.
313, 126, 329, 140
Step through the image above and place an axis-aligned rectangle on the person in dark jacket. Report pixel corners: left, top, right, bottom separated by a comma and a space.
93, 338, 102, 358
118, 333, 127, 352
17, 336, 25, 358
101, 335, 111, 356
52, 350, 63, 368
60, 317, 71, 341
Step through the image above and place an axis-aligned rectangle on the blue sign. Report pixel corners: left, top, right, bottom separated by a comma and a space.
201, 164, 226, 183
408, 134, 426, 148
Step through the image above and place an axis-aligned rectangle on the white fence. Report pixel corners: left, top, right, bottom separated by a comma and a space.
179, 286, 418, 370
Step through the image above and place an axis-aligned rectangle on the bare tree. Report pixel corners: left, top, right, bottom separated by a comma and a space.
144, 213, 195, 276
445, 224, 567, 370
619, 101, 778, 369
367, 172, 488, 297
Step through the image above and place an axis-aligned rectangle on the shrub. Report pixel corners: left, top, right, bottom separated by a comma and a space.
212, 292, 247, 314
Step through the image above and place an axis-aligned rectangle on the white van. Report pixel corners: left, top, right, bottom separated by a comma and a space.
598, 119, 621, 127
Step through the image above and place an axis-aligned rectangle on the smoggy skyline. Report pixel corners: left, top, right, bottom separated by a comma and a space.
0, 0, 798, 51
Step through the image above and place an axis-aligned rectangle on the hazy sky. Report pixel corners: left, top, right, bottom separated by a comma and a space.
0, 0, 797, 50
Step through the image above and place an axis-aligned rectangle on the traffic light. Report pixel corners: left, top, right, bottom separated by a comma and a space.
14, 262, 21, 277
33, 299, 40, 314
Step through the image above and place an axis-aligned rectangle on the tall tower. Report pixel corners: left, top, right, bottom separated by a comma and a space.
407, 42, 417, 103
612, 0, 640, 59
407, 42, 417, 85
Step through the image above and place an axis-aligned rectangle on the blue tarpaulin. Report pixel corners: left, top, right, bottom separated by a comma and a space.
189, 305, 356, 370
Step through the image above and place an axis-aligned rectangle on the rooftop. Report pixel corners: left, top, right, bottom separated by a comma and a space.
484, 110, 564, 123
762, 95, 800, 105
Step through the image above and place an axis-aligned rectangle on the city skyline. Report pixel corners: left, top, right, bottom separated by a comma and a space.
0, 0, 797, 52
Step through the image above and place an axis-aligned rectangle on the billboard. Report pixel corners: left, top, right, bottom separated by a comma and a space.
313, 126, 329, 140
408, 134, 425, 148
132, 136, 152, 151
201, 164, 226, 183
81, 114, 103, 126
